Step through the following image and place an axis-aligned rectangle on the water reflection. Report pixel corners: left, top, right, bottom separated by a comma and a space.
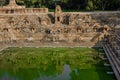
36, 64, 71, 80
0, 47, 116, 80
0, 64, 72, 80
0, 73, 19, 80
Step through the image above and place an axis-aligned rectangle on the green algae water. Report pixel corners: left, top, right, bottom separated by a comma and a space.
0, 47, 116, 80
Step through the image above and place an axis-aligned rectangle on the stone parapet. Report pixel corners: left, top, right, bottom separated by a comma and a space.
0, 8, 49, 14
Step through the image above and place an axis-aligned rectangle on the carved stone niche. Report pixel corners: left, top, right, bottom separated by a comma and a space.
93, 23, 101, 32
9, 20, 15, 25
69, 14, 75, 25
3, 28, 9, 32
23, 17, 30, 25
8, 17, 15, 25
46, 18, 51, 25
30, 27, 35, 33
41, 17, 51, 25
52, 29, 61, 35
76, 26, 82, 33
41, 20, 47, 25
25, 20, 30, 25
84, 15, 92, 22
103, 25, 110, 32
15, 27, 19, 33
45, 29, 51, 34
41, 17, 47, 25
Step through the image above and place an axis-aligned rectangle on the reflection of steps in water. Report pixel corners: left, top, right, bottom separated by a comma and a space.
104, 63, 111, 66
36, 64, 72, 80
58, 64, 71, 80
107, 72, 114, 75
0, 73, 18, 80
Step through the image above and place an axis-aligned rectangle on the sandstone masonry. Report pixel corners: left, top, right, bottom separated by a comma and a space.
0, 0, 120, 47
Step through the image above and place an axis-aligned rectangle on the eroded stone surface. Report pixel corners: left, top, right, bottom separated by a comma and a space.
0, 5, 120, 47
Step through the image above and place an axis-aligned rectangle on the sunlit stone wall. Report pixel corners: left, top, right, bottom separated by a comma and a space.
0, 12, 120, 46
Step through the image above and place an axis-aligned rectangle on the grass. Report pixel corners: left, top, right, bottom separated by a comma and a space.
0, 47, 116, 80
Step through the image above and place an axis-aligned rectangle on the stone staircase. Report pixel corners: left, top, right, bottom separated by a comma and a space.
103, 44, 120, 80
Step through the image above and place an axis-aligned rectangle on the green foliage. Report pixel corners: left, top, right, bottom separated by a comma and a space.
1, 0, 120, 11
87, 0, 94, 11
86, 6, 90, 11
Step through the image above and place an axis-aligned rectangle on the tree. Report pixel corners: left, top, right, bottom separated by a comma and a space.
100, 0, 108, 10
86, 0, 94, 11
0, 0, 5, 6
1, 0, 119, 11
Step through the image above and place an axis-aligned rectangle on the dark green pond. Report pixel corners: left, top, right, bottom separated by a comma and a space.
0, 47, 116, 80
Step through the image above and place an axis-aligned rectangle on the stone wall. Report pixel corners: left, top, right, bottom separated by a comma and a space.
0, 12, 120, 46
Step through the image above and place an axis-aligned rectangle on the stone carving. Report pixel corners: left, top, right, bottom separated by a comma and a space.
0, 4, 120, 46
55, 5, 63, 25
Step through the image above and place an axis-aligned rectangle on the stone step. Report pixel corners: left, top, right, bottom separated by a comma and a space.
107, 71, 114, 75
104, 63, 111, 66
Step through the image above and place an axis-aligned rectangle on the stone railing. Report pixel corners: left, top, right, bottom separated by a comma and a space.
0, 8, 49, 14
103, 44, 120, 80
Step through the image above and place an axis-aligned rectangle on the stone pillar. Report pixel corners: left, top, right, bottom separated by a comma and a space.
3, 0, 25, 9
54, 5, 63, 25
9, 0, 16, 4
